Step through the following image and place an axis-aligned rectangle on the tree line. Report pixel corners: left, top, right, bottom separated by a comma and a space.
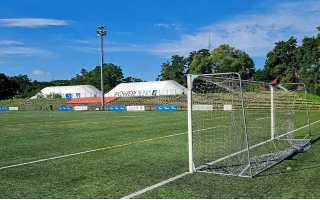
0, 63, 141, 100
158, 44, 255, 86
0, 26, 319, 100
158, 27, 320, 94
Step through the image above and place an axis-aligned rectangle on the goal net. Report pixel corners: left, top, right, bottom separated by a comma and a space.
187, 73, 311, 177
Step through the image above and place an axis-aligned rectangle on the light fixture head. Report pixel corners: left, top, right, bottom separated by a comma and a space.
97, 26, 107, 37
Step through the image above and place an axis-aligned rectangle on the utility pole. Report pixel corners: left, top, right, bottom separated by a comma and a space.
97, 25, 107, 111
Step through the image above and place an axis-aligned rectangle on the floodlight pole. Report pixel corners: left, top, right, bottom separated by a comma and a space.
97, 26, 107, 111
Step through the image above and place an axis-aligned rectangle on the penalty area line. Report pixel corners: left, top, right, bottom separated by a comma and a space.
121, 171, 190, 199
0, 127, 217, 171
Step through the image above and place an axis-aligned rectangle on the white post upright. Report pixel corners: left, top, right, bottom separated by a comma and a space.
187, 74, 194, 173
270, 85, 275, 140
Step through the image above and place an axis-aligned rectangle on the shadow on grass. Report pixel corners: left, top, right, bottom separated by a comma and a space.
258, 135, 320, 177
261, 163, 320, 176
311, 135, 320, 144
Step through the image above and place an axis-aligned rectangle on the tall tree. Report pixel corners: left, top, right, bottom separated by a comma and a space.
253, 68, 270, 82
188, 49, 213, 74
123, 76, 143, 83
264, 37, 299, 82
295, 28, 320, 94
0, 73, 15, 100
158, 55, 187, 85
9, 75, 31, 97
71, 63, 124, 92
210, 44, 255, 79
103, 63, 124, 91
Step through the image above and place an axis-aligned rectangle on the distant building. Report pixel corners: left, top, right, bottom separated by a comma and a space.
31, 85, 101, 99
105, 80, 187, 97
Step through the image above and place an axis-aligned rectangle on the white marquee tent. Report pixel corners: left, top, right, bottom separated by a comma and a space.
105, 80, 187, 97
31, 85, 101, 99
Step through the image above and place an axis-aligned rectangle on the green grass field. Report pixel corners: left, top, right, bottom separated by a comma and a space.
0, 111, 320, 198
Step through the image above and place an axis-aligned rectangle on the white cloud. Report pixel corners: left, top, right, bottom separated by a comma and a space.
72, 39, 93, 45
70, 39, 153, 53
0, 47, 51, 57
0, 39, 52, 57
154, 23, 183, 31
70, 46, 99, 53
0, 18, 69, 28
70, 0, 319, 59
71, 44, 154, 53
31, 69, 47, 76
152, 1, 320, 57
0, 40, 23, 45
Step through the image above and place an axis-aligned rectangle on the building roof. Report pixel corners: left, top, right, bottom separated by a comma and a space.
31, 85, 101, 99
105, 80, 187, 97
40, 85, 100, 94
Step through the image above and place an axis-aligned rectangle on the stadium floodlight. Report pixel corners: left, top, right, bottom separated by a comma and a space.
187, 73, 312, 177
97, 25, 107, 111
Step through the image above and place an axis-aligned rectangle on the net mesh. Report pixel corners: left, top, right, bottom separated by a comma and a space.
190, 73, 311, 177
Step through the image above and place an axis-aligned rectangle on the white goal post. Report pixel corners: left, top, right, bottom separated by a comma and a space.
187, 73, 312, 177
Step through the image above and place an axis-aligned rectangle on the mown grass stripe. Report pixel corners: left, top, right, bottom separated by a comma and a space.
0, 126, 217, 171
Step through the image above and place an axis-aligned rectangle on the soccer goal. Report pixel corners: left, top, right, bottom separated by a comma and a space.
187, 73, 312, 177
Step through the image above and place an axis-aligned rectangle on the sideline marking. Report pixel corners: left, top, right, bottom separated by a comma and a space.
118, 116, 141, 118
0, 127, 217, 171
121, 172, 190, 199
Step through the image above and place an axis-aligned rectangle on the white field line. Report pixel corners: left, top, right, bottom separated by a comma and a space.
0, 126, 217, 171
121, 172, 190, 199
247, 126, 264, 129
5, 119, 96, 126
255, 117, 270, 121
117, 115, 146, 118
204, 116, 228, 120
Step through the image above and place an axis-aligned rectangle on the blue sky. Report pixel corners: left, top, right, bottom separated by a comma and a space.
0, 0, 319, 81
